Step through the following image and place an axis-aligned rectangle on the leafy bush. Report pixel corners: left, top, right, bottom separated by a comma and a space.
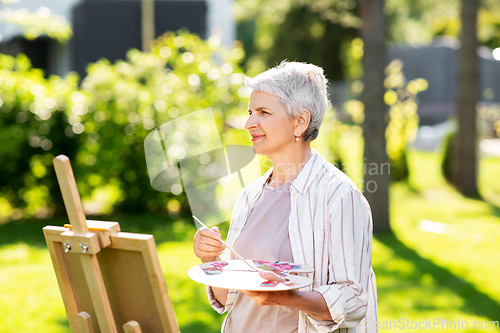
0, 53, 79, 220
66, 30, 248, 215
0, 31, 248, 220
383, 60, 428, 181
0, 2, 73, 43
344, 55, 428, 182
441, 130, 455, 182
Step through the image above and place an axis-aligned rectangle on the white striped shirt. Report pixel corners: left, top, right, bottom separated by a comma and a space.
207, 150, 378, 333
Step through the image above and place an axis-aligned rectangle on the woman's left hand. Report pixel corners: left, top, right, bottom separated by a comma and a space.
239, 270, 294, 306
240, 270, 333, 321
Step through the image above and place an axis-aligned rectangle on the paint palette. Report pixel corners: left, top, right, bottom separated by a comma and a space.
188, 260, 314, 291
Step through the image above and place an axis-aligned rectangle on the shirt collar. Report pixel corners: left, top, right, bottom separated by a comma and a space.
289, 149, 325, 194
248, 149, 326, 201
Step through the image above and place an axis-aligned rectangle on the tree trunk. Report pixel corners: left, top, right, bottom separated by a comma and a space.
452, 0, 479, 196
142, 0, 155, 52
360, 0, 391, 233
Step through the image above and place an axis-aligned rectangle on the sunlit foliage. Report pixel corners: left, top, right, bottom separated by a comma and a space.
60, 30, 247, 215
343, 40, 428, 181
383, 60, 428, 181
234, 0, 360, 28
386, 0, 500, 48
0, 53, 79, 220
0, 31, 248, 219
236, 0, 500, 79
235, 0, 359, 80
0, 2, 72, 43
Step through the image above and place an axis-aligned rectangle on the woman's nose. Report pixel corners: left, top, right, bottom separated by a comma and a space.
245, 114, 258, 130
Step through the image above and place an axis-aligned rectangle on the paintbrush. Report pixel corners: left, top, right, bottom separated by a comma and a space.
193, 215, 258, 272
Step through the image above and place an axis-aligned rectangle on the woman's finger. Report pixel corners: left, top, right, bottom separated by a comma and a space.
195, 242, 223, 253
199, 227, 221, 240
194, 228, 223, 247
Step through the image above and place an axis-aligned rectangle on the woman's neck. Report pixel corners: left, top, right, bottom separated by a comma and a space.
267, 145, 313, 187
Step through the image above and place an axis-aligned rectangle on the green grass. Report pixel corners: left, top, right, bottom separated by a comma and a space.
376, 150, 500, 331
1, 150, 500, 332
0, 216, 228, 333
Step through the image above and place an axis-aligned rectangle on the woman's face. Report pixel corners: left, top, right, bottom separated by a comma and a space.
245, 90, 296, 157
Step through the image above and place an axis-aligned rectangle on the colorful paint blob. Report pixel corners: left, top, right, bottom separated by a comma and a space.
200, 261, 229, 275
260, 280, 280, 287
252, 260, 302, 276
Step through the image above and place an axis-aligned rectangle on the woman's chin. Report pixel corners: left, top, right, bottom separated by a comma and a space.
251, 144, 267, 156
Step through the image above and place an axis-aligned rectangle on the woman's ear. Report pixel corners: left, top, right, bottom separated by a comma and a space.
295, 109, 311, 136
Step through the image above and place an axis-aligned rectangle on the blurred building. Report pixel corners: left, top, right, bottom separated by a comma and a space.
389, 38, 500, 126
332, 38, 500, 135
0, 0, 235, 78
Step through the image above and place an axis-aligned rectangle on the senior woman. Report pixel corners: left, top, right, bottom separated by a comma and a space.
193, 61, 378, 333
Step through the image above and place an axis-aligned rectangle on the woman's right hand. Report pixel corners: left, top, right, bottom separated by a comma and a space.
193, 226, 225, 263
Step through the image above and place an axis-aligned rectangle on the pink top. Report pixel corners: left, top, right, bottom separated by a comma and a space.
224, 181, 299, 333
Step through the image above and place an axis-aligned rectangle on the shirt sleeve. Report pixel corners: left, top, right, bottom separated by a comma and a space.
205, 186, 250, 314
205, 247, 236, 314
206, 285, 226, 314
307, 188, 373, 331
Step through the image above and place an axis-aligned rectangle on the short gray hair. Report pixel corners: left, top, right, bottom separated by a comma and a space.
244, 60, 329, 142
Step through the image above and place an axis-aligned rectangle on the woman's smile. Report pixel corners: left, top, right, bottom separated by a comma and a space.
251, 134, 266, 142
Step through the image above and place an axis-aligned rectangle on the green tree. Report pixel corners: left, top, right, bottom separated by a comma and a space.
344, 42, 428, 184
0, 0, 72, 43
385, 0, 500, 48
451, 0, 480, 196
72, 31, 248, 215
359, 0, 391, 233
235, 0, 361, 80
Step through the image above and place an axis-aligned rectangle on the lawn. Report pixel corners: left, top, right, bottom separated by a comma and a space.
0, 149, 499, 332
375, 150, 500, 331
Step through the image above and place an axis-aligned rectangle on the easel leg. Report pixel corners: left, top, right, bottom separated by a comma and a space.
123, 321, 142, 333
76, 311, 94, 333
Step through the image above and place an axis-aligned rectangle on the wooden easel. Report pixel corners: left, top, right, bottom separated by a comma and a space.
43, 155, 180, 333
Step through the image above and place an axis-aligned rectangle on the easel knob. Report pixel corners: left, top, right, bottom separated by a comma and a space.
80, 244, 88, 254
